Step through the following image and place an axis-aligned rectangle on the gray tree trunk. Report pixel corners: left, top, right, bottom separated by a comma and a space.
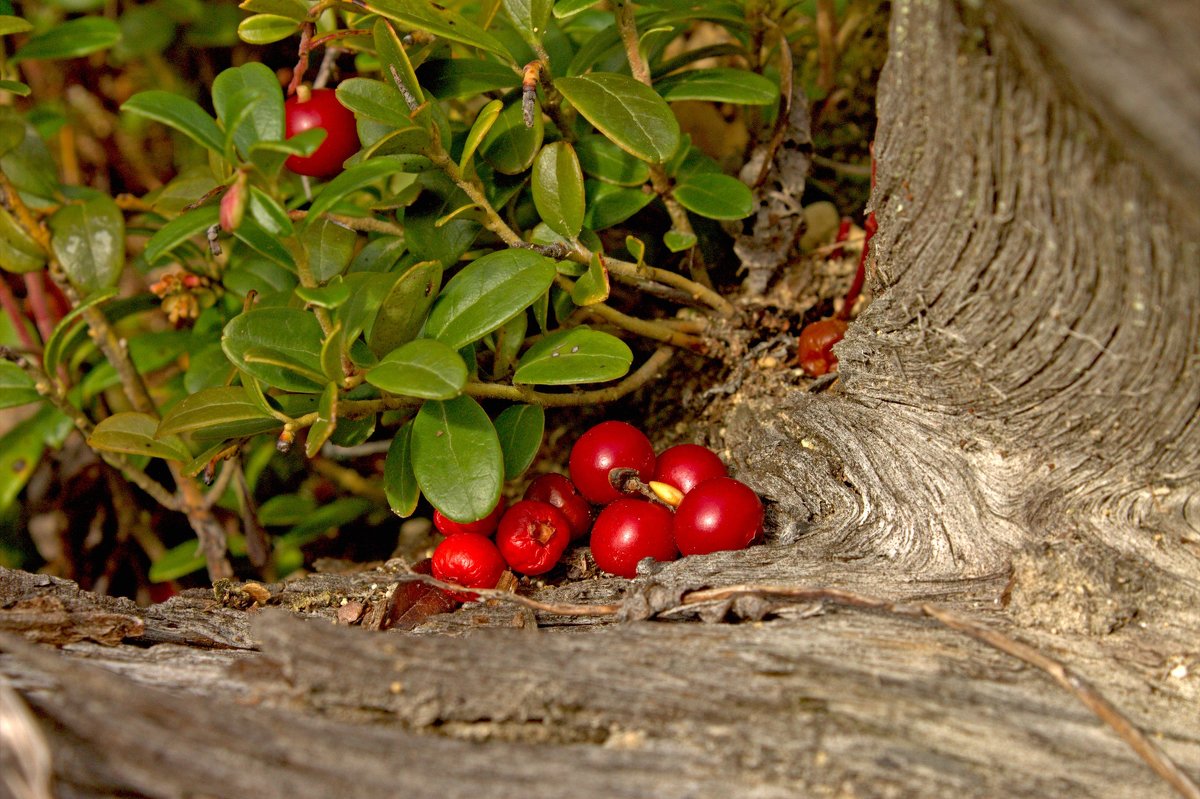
2, 2, 1199, 798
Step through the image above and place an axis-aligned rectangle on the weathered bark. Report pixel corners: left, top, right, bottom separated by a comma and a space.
3, 1, 1199, 798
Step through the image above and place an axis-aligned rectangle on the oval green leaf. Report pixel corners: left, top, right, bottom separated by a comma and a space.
459, 98, 503, 173
121, 91, 224, 155
569, 250, 609, 306
304, 382, 339, 458
410, 395, 503, 524
157, 386, 281, 439
239, 0, 308, 21
384, 422, 419, 517
362, 0, 510, 60
574, 134, 650, 186
424, 249, 557, 349
673, 173, 754, 220
12, 17, 120, 62
418, 58, 521, 100
493, 403, 544, 479
480, 100, 543, 175
336, 78, 414, 129
237, 13, 300, 44
213, 63, 284, 158
301, 216, 357, 283
654, 68, 777, 105
143, 204, 220, 265
532, 141, 585, 239
513, 325, 632, 385
556, 73, 679, 164
367, 260, 443, 357
582, 180, 654, 230
365, 338, 467, 399
222, 307, 325, 392
304, 155, 419, 225
0, 361, 40, 409
49, 196, 125, 295
503, 0, 553, 46
89, 412, 192, 462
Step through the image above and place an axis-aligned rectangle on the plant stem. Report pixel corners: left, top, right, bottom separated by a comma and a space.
465, 345, 674, 406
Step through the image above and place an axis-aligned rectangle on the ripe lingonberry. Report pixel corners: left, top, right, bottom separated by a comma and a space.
569, 421, 656, 504
431, 533, 507, 600
284, 88, 361, 178
495, 500, 571, 576
589, 499, 678, 579
797, 318, 848, 377
652, 443, 728, 495
673, 477, 763, 556
524, 473, 592, 540
433, 498, 507, 537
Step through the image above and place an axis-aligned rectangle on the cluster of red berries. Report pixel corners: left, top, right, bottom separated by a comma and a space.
430, 421, 764, 598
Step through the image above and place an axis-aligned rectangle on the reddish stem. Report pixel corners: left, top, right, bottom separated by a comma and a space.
0, 276, 37, 351
838, 211, 874, 320
830, 216, 851, 260
23, 272, 56, 344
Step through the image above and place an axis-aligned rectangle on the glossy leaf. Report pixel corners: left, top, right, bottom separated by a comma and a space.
213, 63, 284, 159
504, 0, 553, 46
480, 100, 543, 175
556, 73, 679, 163
410, 395, 503, 524
88, 412, 191, 462
367, 260, 443, 356
143, 204, 220, 265
363, 0, 510, 60
305, 382, 338, 458
384, 422, 419, 517
248, 187, 293, 236
233, 217, 296, 269
149, 533, 248, 583
0, 80, 30, 97
12, 17, 120, 62
157, 386, 280, 439
41, 289, 116, 379
0, 406, 71, 513
222, 307, 325, 392
277, 497, 371, 546
553, 0, 599, 17
663, 228, 697, 252
493, 403, 543, 479
372, 18, 424, 119
238, 0, 308, 21
582, 180, 654, 230
237, 13, 299, 44
574, 134, 650, 186
424, 249, 557, 349
296, 280, 352, 309
532, 141, 585, 239
49, 196, 125, 295
0, 16, 33, 37
570, 250, 609, 306
0, 361, 39, 409
336, 78, 415, 129
654, 67, 777, 104
366, 338, 467, 399
301, 217, 358, 283
513, 325, 632, 385
0, 206, 45, 273
460, 99, 502, 173
673, 173, 754, 220
304, 155, 419, 226
122, 91, 224, 154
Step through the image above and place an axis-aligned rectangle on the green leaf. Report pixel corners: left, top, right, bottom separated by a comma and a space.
570, 250, 609, 305
403, 185, 481, 265
143, 204, 220, 265
532, 141, 585, 239
480, 100, 543, 176
12, 17, 120, 62
383, 422, 419, 517
237, 13, 299, 44
157, 386, 281, 439
248, 186, 294, 236
0, 206, 45, 273
0, 361, 40, 409
410, 395, 503, 524
336, 78, 415, 129
88, 412, 192, 461
301, 216, 357, 283
233, 217, 296, 269
212, 63, 284, 159
552, 0, 598, 18
305, 382, 338, 457
366, 338, 467, 399
654, 67, 777, 105
663, 228, 696, 252
121, 91, 224, 155
238, 0, 308, 21
424, 249, 558, 349
556, 73, 679, 164
574, 134, 650, 186
49, 196, 125, 295
296, 280, 352, 309
372, 18, 424, 117
582, 180, 654, 230
418, 58, 520, 99
460, 98, 502, 174
513, 325, 632, 384
493, 403, 543, 479
251, 127, 325, 158
304, 155, 418, 226
362, 0, 511, 60
493, 310, 526, 377
42, 289, 116, 379
367, 260, 443, 356
222, 307, 325, 392
673, 173, 754, 220
504, 0, 553, 46
0, 405, 70, 513
0, 112, 57, 200
0, 80, 30, 97
0, 16, 33, 37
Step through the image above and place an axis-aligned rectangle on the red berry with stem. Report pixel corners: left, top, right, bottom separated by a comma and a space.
284, 88, 360, 178
590, 499, 678, 579
674, 477, 763, 556
652, 444, 728, 496
797, 318, 848, 377
495, 500, 571, 576
433, 497, 507, 537
569, 421, 656, 504
524, 473, 592, 540
431, 533, 507, 601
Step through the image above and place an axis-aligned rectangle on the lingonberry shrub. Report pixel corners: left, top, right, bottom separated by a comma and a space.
0, 0, 842, 585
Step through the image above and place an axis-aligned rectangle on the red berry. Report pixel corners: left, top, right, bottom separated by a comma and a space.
673, 477, 763, 556
797, 318, 848, 377
569, 421, 656, 504
284, 89, 361, 178
652, 443, 728, 495
433, 497, 507, 537
589, 499, 677, 579
431, 533, 507, 600
524, 473, 592, 540
495, 500, 571, 576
